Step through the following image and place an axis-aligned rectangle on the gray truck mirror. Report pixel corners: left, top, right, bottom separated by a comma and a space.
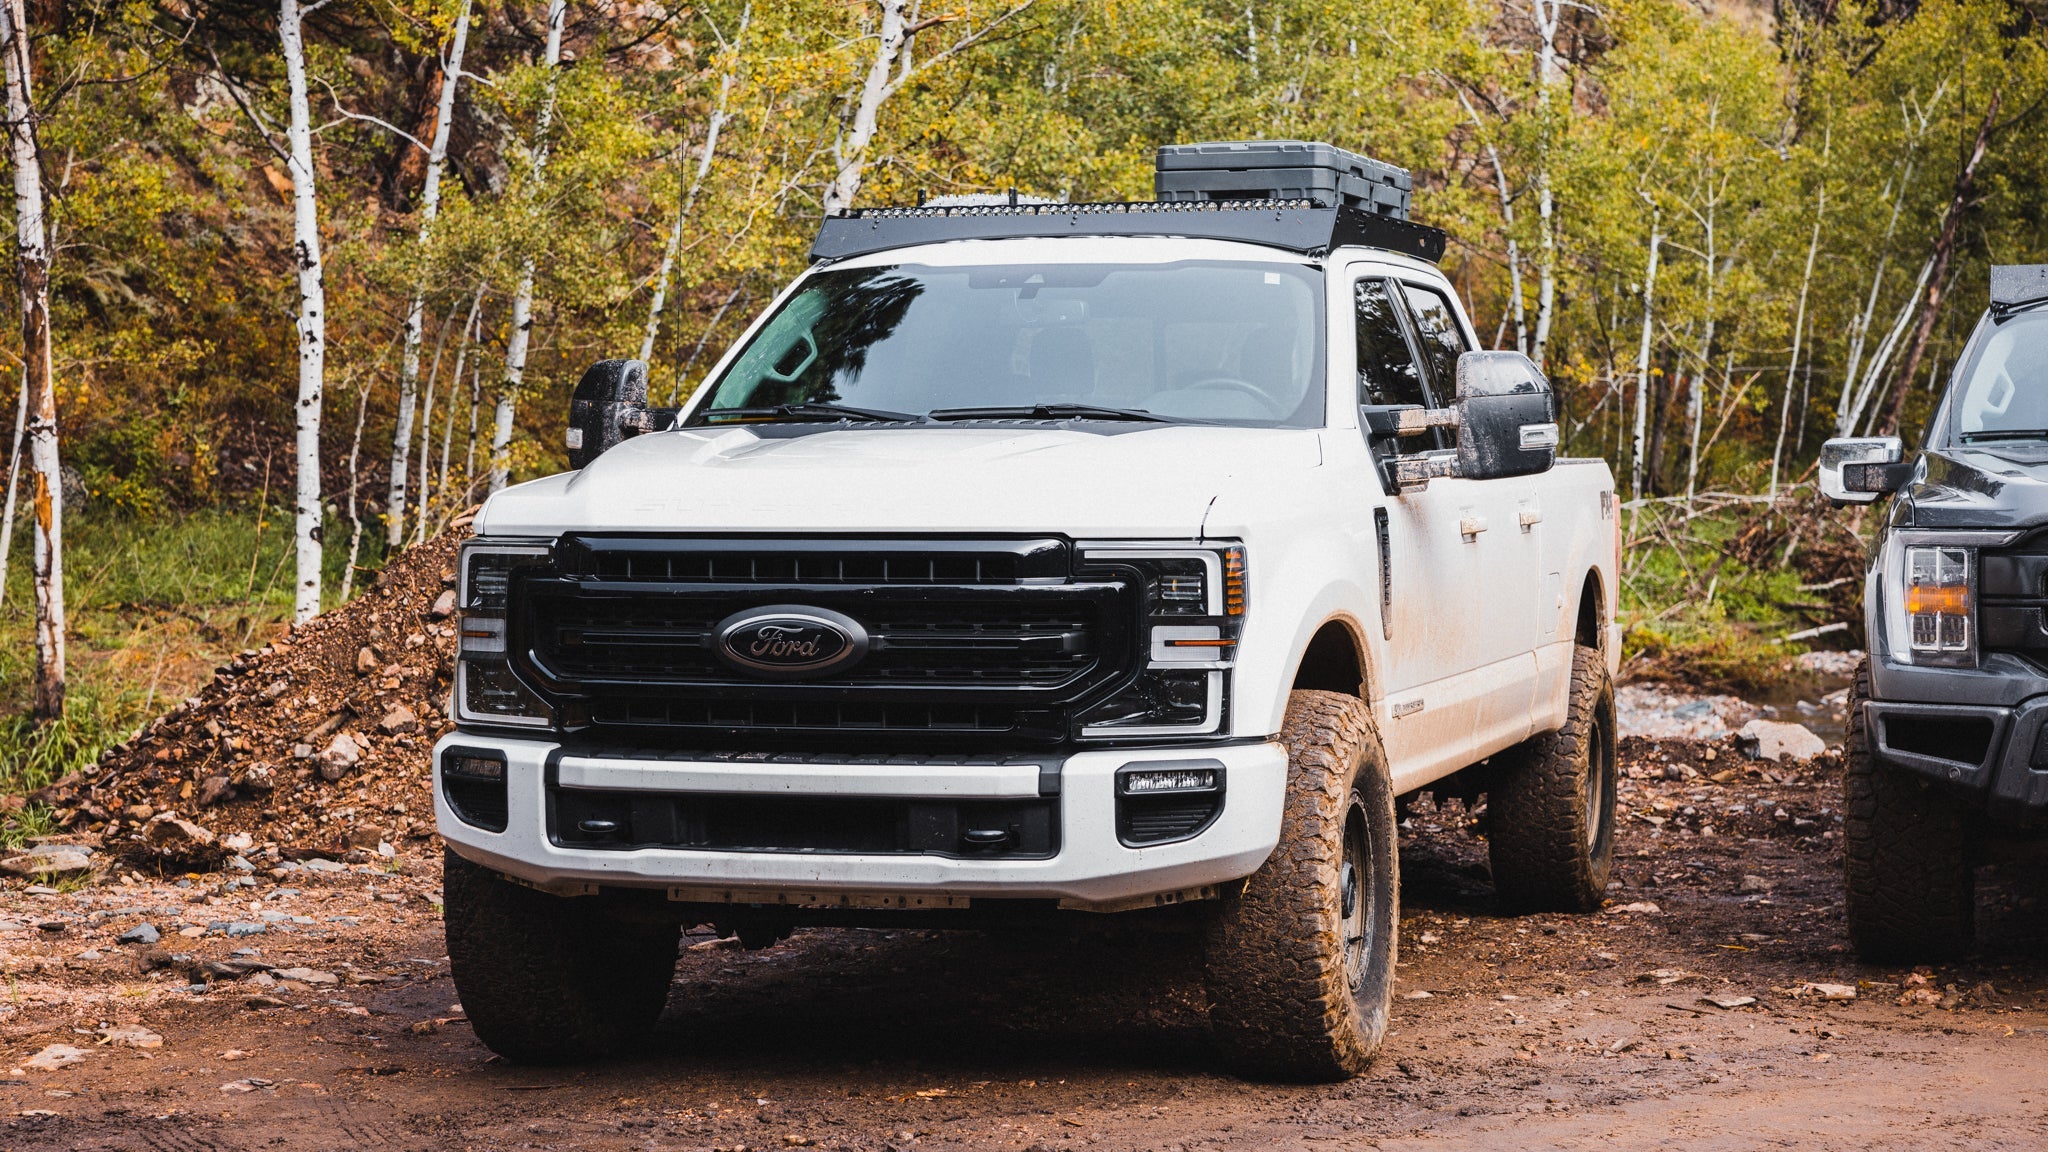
1818, 436, 1908, 505
1452, 351, 1557, 482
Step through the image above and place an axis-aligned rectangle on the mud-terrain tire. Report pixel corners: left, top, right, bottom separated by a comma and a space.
1204, 690, 1397, 1082
1487, 643, 1618, 913
443, 849, 680, 1063
1843, 659, 1975, 962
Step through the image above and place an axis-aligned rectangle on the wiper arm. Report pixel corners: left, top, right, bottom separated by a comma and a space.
927, 403, 1171, 423
1960, 429, 2048, 442
703, 402, 927, 424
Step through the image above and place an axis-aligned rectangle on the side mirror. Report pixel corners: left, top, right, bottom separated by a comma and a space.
1372, 352, 1557, 491
567, 359, 680, 470
1819, 437, 1909, 505
1452, 351, 1557, 482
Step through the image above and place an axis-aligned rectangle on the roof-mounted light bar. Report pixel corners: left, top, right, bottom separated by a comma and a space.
810, 199, 1448, 264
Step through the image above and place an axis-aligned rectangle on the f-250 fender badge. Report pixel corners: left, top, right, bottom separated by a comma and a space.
713, 605, 870, 679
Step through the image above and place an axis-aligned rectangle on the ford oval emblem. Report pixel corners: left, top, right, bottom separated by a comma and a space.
713, 605, 870, 680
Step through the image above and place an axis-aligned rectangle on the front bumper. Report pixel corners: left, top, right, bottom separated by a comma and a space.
432, 732, 1288, 909
1864, 685, 2048, 821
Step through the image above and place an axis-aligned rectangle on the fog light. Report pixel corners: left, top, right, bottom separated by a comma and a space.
441, 749, 509, 832
1119, 763, 1222, 795
1116, 760, 1225, 846
444, 753, 505, 781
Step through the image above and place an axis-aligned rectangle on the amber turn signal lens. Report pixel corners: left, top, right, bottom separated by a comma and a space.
1223, 547, 1246, 617
1905, 584, 1968, 615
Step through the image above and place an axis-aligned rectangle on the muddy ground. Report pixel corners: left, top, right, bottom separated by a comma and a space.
0, 739, 2044, 1150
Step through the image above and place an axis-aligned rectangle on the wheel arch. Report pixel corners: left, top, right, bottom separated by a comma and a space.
1290, 616, 1370, 701
1573, 569, 1606, 656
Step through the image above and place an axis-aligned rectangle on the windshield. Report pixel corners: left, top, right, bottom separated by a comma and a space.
689, 260, 1326, 427
1952, 308, 2048, 442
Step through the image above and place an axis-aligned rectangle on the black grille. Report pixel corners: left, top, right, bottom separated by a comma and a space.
553, 535, 1069, 585
550, 786, 1057, 858
529, 596, 1099, 687
1117, 794, 1223, 845
508, 537, 1140, 745
1978, 535, 2048, 661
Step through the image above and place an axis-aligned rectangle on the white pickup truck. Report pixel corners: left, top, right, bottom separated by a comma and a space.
434, 141, 1620, 1081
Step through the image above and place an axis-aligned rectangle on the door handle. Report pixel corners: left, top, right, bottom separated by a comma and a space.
1459, 515, 1488, 539
1518, 507, 1543, 529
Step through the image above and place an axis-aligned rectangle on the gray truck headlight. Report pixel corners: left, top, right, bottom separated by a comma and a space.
1882, 532, 1976, 668
1077, 543, 1243, 737
455, 539, 554, 727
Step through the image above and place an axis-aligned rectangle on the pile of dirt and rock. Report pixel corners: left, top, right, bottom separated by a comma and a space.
27, 526, 471, 875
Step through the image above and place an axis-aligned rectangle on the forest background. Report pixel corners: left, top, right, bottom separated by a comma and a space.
0, 0, 2041, 791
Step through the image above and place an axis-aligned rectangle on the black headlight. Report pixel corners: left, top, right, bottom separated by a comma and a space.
454, 539, 554, 728
1076, 543, 1243, 738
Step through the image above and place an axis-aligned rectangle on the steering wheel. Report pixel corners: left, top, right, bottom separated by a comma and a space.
1184, 376, 1287, 419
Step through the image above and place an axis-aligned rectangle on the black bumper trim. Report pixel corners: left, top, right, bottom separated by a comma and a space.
1865, 696, 2048, 819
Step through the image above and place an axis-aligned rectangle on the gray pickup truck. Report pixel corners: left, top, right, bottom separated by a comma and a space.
1822, 264, 2048, 960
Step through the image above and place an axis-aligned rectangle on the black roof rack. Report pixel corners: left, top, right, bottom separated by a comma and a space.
809, 199, 1447, 265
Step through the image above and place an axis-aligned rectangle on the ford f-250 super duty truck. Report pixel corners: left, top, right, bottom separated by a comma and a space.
434, 141, 1621, 1080
1822, 264, 2048, 963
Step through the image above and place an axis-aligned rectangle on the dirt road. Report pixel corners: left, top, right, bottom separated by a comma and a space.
2, 740, 2046, 1151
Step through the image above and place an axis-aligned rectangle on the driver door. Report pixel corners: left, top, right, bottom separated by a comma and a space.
1345, 268, 1485, 785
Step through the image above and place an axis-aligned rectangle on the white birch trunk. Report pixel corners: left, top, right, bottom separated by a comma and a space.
1454, 91, 1526, 354
387, 0, 471, 544
489, 0, 566, 494
1528, 0, 1564, 369
821, 0, 911, 217
341, 384, 369, 602
639, 4, 748, 367
279, 0, 328, 624
1841, 254, 1932, 437
426, 289, 480, 538
1629, 217, 1661, 503
0, 374, 25, 608
464, 329, 481, 505
409, 300, 458, 544
1684, 187, 1718, 510
4, 0, 64, 716
1773, 188, 1825, 498
1834, 165, 1909, 436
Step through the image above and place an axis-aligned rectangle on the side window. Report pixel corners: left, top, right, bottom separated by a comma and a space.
1398, 283, 1471, 399
1354, 278, 1427, 409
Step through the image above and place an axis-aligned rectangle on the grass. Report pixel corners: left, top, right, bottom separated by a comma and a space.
1616, 497, 1867, 693
0, 501, 397, 804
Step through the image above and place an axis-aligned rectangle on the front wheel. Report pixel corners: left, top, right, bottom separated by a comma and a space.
1842, 660, 1976, 962
1487, 643, 1617, 913
1203, 690, 1397, 1082
443, 849, 680, 1064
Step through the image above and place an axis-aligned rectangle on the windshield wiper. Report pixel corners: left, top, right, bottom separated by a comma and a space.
1960, 429, 2048, 442
703, 402, 927, 424
927, 403, 1171, 423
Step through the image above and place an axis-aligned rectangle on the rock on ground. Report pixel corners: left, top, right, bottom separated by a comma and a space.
1738, 718, 1828, 762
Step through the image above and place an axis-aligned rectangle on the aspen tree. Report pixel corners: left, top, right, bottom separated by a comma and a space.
488, 0, 567, 494
640, 4, 748, 372
1, 0, 64, 717
388, 0, 472, 543
820, 0, 1039, 217
278, 0, 330, 623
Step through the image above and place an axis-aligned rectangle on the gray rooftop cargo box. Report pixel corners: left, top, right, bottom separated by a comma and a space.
1155, 140, 1412, 219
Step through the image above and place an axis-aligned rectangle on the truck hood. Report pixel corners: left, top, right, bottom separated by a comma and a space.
1905, 447, 2048, 531
476, 424, 1323, 538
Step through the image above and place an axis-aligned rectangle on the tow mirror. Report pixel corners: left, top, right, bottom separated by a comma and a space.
1819, 437, 1909, 505
1451, 351, 1557, 482
1373, 351, 1557, 492
566, 359, 679, 470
